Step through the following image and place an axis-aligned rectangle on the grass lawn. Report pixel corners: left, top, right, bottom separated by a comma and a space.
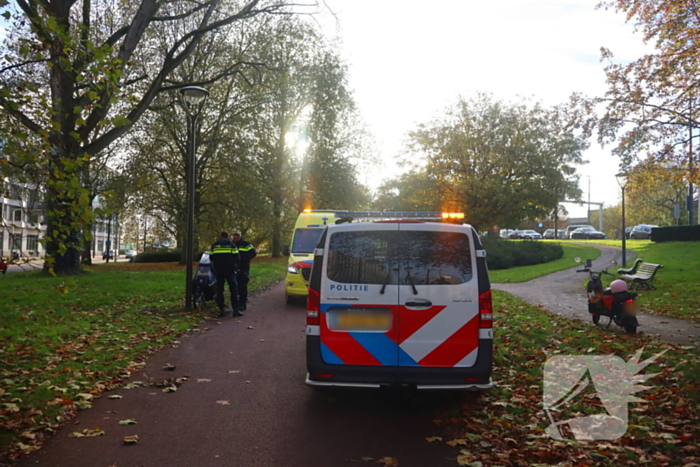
488, 243, 602, 283
437, 291, 700, 466
0, 256, 287, 461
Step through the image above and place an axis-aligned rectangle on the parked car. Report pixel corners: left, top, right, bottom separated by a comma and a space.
520, 230, 543, 239
125, 250, 138, 260
508, 230, 525, 239
565, 224, 595, 239
629, 224, 659, 240
624, 226, 634, 239
102, 250, 114, 260
543, 229, 566, 239
570, 227, 607, 240
499, 229, 514, 239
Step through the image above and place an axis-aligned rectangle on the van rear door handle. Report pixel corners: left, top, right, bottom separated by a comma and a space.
404, 299, 432, 308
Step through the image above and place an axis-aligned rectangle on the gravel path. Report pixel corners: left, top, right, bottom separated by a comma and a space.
492, 245, 700, 347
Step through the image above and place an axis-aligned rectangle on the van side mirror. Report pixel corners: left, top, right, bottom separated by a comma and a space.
282, 244, 290, 256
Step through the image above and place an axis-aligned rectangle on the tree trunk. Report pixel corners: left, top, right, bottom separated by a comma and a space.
81, 225, 93, 265
43, 190, 82, 275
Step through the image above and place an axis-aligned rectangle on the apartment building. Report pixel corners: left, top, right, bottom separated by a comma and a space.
1, 178, 120, 259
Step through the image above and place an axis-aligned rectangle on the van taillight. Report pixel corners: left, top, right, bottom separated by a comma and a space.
479, 290, 493, 328
307, 288, 320, 325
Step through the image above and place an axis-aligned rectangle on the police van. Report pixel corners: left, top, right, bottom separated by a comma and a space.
284, 210, 345, 304
305, 212, 493, 390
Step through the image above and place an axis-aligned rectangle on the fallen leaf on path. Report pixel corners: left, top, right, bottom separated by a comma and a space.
446, 439, 467, 447
108, 395, 123, 399
229, 370, 240, 374
197, 378, 212, 383
162, 363, 176, 371
69, 428, 105, 438
123, 381, 145, 389
162, 386, 177, 393
16, 442, 40, 454
123, 435, 139, 444
377, 457, 399, 467
426, 436, 442, 442
216, 400, 230, 405
118, 419, 137, 425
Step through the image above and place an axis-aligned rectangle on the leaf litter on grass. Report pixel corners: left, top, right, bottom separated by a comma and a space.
432, 291, 700, 466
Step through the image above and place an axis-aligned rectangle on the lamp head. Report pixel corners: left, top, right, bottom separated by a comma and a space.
615, 172, 628, 189
180, 86, 209, 115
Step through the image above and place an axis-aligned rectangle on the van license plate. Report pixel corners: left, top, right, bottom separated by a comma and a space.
328, 309, 392, 332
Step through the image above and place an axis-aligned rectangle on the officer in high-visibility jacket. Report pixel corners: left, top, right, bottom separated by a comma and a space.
210, 231, 242, 317
232, 232, 257, 311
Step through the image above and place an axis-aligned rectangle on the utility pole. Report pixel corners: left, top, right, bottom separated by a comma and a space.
689, 99, 695, 225
587, 175, 591, 224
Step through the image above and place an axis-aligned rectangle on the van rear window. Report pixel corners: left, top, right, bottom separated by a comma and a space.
327, 231, 472, 285
292, 228, 325, 253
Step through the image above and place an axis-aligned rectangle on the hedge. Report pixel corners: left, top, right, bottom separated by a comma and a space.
651, 225, 700, 242
480, 235, 564, 270
132, 249, 195, 263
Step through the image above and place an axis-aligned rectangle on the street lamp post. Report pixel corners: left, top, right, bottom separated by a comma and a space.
180, 86, 209, 310
616, 172, 628, 267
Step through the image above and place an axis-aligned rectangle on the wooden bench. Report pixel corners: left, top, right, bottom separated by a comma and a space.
619, 262, 664, 290
617, 258, 643, 276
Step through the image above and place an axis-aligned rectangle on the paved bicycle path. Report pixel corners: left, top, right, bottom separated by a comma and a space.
492, 245, 700, 348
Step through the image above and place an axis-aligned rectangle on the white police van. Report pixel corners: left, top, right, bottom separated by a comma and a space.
305, 212, 493, 390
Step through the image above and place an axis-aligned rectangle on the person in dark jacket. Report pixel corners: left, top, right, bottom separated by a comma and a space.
232, 232, 257, 311
210, 231, 242, 318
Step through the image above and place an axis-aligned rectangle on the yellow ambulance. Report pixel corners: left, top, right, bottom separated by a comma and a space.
284, 210, 344, 304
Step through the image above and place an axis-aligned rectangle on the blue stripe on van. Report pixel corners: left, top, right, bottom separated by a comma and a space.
349, 333, 397, 366
320, 342, 344, 364
398, 348, 419, 366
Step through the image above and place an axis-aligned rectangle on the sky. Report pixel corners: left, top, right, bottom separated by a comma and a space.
316, 0, 650, 219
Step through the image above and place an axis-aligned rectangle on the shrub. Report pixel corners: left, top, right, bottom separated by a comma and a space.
133, 249, 181, 263
481, 236, 564, 270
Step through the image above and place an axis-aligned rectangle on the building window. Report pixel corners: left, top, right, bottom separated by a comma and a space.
12, 210, 22, 222
98, 223, 105, 233
97, 240, 104, 252
26, 235, 38, 252
27, 212, 39, 225
11, 233, 22, 251
9, 184, 22, 200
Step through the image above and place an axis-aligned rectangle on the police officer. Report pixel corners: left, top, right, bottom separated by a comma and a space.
232, 232, 257, 311
210, 231, 242, 318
